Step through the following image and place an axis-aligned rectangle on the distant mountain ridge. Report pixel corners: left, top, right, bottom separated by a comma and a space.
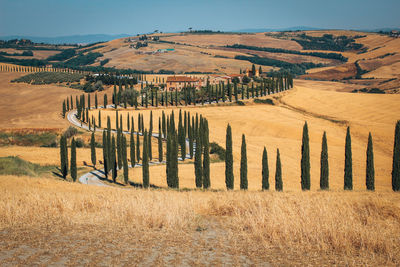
0, 34, 131, 45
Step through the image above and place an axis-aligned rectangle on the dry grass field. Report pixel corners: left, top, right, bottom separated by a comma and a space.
1, 176, 399, 266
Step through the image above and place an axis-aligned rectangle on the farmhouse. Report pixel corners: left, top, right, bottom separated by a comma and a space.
166, 76, 201, 91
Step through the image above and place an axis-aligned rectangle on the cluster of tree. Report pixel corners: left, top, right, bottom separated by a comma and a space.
47, 48, 76, 61
85, 74, 137, 86
0, 50, 33, 56
0, 55, 47, 67
12, 71, 84, 85
293, 34, 364, 51
53, 52, 103, 68
235, 55, 323, 76
226, 44, 348, 62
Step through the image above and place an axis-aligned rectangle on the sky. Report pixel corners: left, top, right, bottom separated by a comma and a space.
1, 0, 399, 37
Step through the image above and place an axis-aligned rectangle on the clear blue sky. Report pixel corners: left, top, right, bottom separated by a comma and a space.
1, 0, 399, 36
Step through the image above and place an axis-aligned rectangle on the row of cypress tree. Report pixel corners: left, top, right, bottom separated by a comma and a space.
223, 120, 400, 191
59, 135, 77, 182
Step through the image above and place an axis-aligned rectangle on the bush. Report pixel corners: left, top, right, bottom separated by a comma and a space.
63, 126, 78, 138
93, 80, 104, 91
75, 138, 84, 148
254, 98, 274, 105
0, 130, 58, 147
210, 142, 225, 161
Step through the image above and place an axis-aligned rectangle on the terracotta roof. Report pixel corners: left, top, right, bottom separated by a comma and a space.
166, 76, 199, 82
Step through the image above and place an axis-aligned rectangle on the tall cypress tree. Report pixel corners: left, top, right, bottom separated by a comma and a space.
366, 132, 375, 191
123, 135, 129, 184
344, 126, 353, 190
117, 129, 123, 169
225, 124, 234, 190
60, 136, 67, 178
95, 93, 98, 109
240, 134, 248, 190
392, 121, 400, 191
172, 132, 179, 188
98, 110, 101, 128
130, 128, 136, 167
90, 132, 96, 167
111, 136, 117, 182
275, 149, 283, 191
262, 147, 269, 190
148, 130, 152, 161
136, 128, 141, 161
301, 121, 311, 190
104, 94, 108, 108
62, 100, 66, 118
158, 130, 163, 163
320, 131, 329, 190
70, 138, 77, 182
142, 131, 149, 188
195, 130, 203, 188
202, 120, 210, 189
102, 131, 108, 178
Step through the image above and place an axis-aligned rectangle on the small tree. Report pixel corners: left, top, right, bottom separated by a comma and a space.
70, 138, 77, 182
275, 149, 283, 191
225, 124, 234, 190
240, 134, 248, 190
344, 127, 353, 190
366, 132, 375, 191
130, 128, 136, 167
320, 131, 329, 190
90, 132, 96, 167
262, 147, 269, 190
392, 121, 400, 191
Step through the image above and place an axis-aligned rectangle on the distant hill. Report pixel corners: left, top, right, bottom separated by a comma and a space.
233, 26, 323, 33
0, 34, 130, 45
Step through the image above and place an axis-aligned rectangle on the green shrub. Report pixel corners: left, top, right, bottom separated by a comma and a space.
12, 72, 84, 84
254, 98, 274, 105
210, 142, 225, 161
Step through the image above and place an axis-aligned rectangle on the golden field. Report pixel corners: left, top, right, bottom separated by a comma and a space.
0, 176, 399, 265
89, 79, 400, 191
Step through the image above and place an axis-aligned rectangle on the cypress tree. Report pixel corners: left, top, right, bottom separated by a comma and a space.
117, 129, 123, 169
195, 130, 203, 188
301, 121, 311, 190
142, 131, 150, 188
62, 100, 66, 118
240, 134, 248, 190
225, 124, 234, 190
275, 149, 283, 191
162, 111, 166, 138
320, 131, 329, 190
123, 135, 129, 184
67, 98, 70, 111
95, 93, 98, 109
202, 120, 210, 189
158, 129, 163, 162
166, 131, 171, 187
116, 110, 119, 130
366, 132, 375, 191
111, 136, 117, 183
70, 138, 77, 182
262, 147, 269, 190
104, 94, 108, 108
90, 132, 96, 167
88, 94, 91, 109
120, 114, 123, 132
344, 127, 353, 190
136, 132, 141, 161
127, 113, 130, 131
102, 131, 108, 178
130, 128, 136, 167
148, 130, 152, 161
98, 110, 101, 128
60, 136, 67, 178
392, 121, 400, 191
70, 95, 73, 110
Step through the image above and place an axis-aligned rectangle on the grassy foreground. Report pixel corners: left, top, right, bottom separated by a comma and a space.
1, 175, 399, 266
